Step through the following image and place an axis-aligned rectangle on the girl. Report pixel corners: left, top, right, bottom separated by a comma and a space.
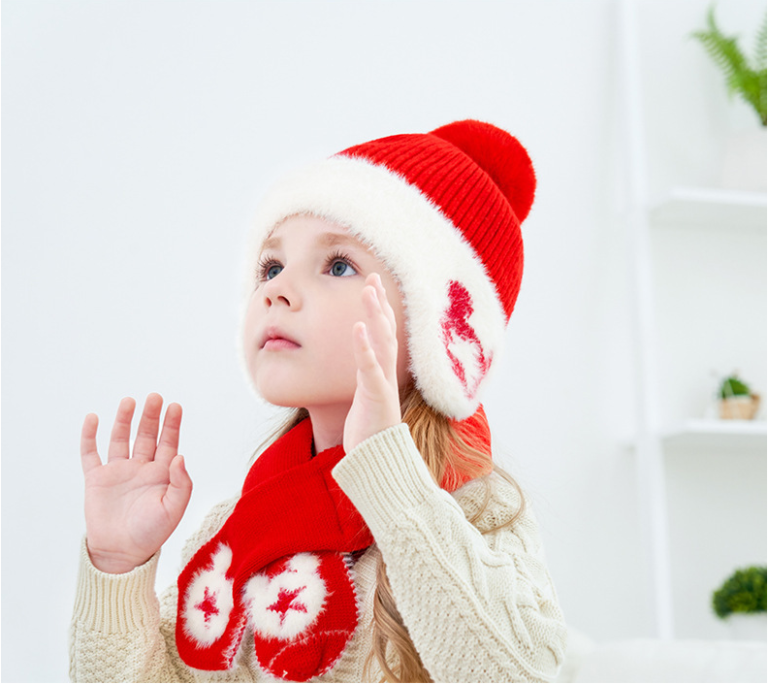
71, 120, 567, 682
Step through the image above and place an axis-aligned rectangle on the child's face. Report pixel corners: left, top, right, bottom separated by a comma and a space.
243, 214, 410, 412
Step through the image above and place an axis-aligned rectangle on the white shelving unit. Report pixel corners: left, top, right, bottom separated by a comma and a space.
662, 419, 767, 449
650, 188, 767, 229
620, 0, 767, 640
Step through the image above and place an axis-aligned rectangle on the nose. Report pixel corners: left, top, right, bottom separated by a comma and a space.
262, 272, 300, 310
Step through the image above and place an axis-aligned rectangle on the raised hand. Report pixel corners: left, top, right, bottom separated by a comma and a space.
343, 273, 402, 454
80, 393, 193, 574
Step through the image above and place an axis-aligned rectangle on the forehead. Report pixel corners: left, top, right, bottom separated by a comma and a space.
260, 215, 370, 253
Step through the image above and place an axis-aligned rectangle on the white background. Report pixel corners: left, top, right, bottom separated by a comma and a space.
2, 1, 765, 681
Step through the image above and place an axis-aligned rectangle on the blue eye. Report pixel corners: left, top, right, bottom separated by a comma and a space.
257, 257, 283, 282
327, 252, 357, 277
330, 259, 355, 277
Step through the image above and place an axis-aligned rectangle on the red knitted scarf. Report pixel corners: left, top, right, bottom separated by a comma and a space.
176, 410, 491, 680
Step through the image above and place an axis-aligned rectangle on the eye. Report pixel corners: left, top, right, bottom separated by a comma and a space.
327, 253, 357, 278
330, 260, 355, 277
257, 257, 283, 282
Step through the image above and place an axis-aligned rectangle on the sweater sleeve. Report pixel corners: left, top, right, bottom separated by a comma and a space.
332, 424, 568, 683
69, 497, 252, 683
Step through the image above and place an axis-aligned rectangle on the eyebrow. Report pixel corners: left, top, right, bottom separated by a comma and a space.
261, 231, 362, 253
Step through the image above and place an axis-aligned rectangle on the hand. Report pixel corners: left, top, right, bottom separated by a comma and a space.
80, 393, 193, 574
343, 273, 402, 454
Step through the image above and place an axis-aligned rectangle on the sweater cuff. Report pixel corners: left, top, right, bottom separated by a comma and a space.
72, 537, 160, 634
332, 423, 441, 531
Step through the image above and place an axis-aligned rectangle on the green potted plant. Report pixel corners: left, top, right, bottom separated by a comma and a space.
692, 6, 767, 191
712, 566, 767, 640
692, 6, 766, 126
718, 373, 760, 420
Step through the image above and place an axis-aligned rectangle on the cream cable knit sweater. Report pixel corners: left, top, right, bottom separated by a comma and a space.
70, 424, 567, 682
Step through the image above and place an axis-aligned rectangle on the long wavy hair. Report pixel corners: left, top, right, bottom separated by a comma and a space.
253, 384, 525, 682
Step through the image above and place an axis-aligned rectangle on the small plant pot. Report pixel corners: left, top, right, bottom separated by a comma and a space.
719, 394, 761, 420
727, 612, 767, 641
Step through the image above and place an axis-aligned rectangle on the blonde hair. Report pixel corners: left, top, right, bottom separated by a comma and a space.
252, 385, 525, 682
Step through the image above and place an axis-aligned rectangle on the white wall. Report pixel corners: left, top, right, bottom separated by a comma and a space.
2, 1, 764, 681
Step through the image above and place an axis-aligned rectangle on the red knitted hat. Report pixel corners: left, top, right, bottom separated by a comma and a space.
245, 120, 536, 420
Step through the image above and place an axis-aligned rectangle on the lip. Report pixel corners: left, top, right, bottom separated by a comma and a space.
259, 326, 301, 350
263, 338, 301, 351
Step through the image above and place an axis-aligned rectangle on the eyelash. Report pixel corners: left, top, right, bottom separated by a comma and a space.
256, 251, 357, 283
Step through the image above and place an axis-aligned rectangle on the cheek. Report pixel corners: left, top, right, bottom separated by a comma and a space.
311, 305, 358, 361
301, 295, 363, 383
242, 298, 264, 357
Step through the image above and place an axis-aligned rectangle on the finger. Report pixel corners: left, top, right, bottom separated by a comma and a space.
80, 413, 102, 474
372, 273, 397, 331
362, 284, 397, 379
163, 455, 193, 522
107, 397, 136, 462
353, 322, 388, 392
367, 274, 397, 338
365, 285, 390, 336
133, 393, 164, 461
155, 402, 183, 467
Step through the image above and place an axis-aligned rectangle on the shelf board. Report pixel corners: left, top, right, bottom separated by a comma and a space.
662, 419, 767, 450
650, 187, 767, 229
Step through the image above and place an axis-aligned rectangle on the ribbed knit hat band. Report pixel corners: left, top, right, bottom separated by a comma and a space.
244, 120, 536, 420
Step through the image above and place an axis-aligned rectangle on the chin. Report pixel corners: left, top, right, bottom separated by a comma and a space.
256, 386, 304, 408
257, 382, 356, 411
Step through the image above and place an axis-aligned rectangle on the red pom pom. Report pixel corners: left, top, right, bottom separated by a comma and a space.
430, 120, 536, 224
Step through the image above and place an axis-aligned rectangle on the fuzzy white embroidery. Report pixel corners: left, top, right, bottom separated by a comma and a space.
183, 544, 235, 646
243, 553, 327, 641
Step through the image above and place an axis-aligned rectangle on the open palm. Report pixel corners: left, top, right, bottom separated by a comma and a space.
81, 394, 192, 574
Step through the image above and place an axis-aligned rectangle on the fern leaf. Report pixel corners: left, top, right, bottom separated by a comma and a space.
756, 67, 767, 124
755, 13, 766, 70
694, 31, 748, 97
692, 4, 767, 125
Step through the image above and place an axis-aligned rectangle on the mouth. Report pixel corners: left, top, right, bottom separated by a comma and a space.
260, 327, 301, 351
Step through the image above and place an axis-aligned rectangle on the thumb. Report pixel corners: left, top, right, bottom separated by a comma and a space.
164, 455, 193, 520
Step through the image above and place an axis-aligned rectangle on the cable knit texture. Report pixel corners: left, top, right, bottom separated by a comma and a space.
69, 424, 567, 682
